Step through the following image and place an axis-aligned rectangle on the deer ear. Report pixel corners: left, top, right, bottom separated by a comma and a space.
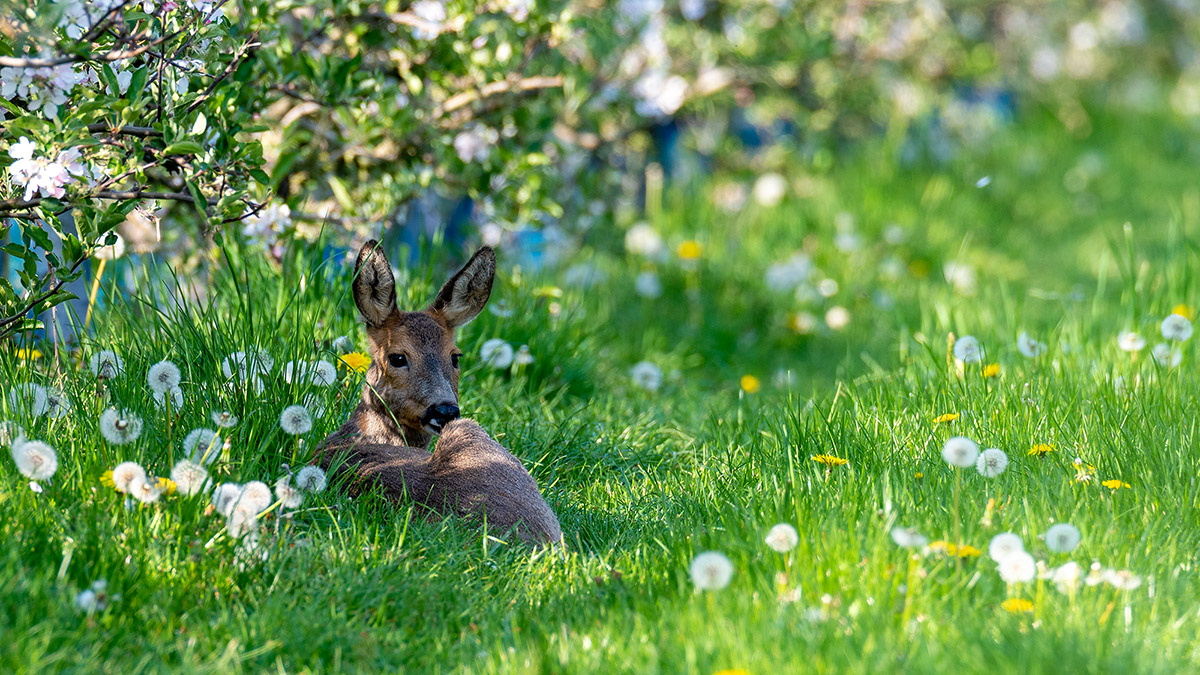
429, 247, 496, 330
353, 240, 397, 327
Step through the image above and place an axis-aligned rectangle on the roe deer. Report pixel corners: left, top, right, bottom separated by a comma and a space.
317, 241, 562, 545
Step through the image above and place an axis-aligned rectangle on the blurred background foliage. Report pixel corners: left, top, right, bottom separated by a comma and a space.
2, 0, 1200, 346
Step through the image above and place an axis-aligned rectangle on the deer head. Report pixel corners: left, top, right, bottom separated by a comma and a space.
352, 240, 495, 448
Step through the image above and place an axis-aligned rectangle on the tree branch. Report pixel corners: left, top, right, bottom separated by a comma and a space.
436, 75, 564, 118
0, 188, 216, 214
86, 123, 163, 138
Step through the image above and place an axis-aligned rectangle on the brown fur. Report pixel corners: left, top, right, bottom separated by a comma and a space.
317, 242, 562, 545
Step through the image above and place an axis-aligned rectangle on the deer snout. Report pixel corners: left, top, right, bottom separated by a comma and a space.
422, 403, 460, 432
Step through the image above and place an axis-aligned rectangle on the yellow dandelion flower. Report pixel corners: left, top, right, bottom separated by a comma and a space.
914, 472, 924, 479
933, 412, 960, 424
955, 544, 983, 558
677, 240, 703, 260
1001, 598, 1035, 613
1027, 443, 1055, 457
712, 670, 751, 675
811, 454, 849, 467
100, 470, 115, 488
983, 363, 1000, 378
1102, 479, 1131, 490
339, 352, 371, 374
16, 348, 43, 360
1072, 458, 1096, 483
928, 540, 981, 558
1172, 304, 1194, 320
740, 375, 761, 394
154, 477, 178, 495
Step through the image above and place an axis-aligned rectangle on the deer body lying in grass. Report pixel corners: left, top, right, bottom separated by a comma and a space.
317, 242, 562, 545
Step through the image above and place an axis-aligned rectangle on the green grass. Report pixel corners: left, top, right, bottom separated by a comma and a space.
5, 106, 1200, 673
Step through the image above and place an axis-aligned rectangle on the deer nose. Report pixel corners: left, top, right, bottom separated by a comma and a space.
423, 403, 460, 432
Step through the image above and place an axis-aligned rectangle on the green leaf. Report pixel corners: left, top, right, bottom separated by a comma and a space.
127, 67, 149, 103
185, 180, 208, 217
328, 176, 354, 212
163, 141, 205, 156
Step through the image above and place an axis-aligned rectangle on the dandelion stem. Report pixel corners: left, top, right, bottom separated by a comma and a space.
84, 258, 107, 333
952, 470, 963, 552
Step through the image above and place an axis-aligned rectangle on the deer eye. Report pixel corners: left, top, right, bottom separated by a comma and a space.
451, 353, 461, 369
387, 353, 408, 369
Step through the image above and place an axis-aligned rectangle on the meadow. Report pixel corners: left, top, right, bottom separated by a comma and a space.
5, 107, 1200, 673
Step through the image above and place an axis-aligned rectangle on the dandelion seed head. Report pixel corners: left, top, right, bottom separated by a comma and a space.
890, 526, 928, 549
332, 335, 354, 353
1161, 313, 1193, 342
183, 428, 222, 464
1151, 342, 1182, 367
11, 440, 57, 480
1105, 569, 1143, 591
480, 339, 514, 369
211, 410, 238, 428
689, 551, 734, 591
989, 532, 1025, 563
8, 383, 48, 417
226, 505, 259, 539
212, 482, 242, 516
295, 465, 327, 493
997, 550, 1037, 583
764, 523, 799, 552
976, 448, 1009, 478
1044, 523, 1082, 553
1117, 331, 1146, 352
127, 475, 162, 503
630, 361, 663, 391
169, 459, 209, 497
110, 461, 147, 493
235, 481, 273, 514
1050, 561, 1082, 592
146, 360, 181, 394
953, 335, 983, 363
153, 385, 183, 410
1017, 332, 1047, 358
274, 475, 304, 509
280, 405, 313, 435
90, 350, 124, 379
312, 360, 337, 386
942, 436, 980, 468
44, 388, 71, 419
99, 408, 143, 445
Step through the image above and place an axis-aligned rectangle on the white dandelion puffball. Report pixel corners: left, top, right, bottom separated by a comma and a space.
988, 532, 1025, 563
942, 436, 980, 468
630, 361, 663, 392
153, 386, 184, 410
280, 405, 313, 435
825, 306, 851, 331
146, 360, 181, 394
514, 345, 534, 367
952, 335, 983, 363
11, 440, 58, 480
1017, 332, 1047, 358
332, 335, 354, 354
127, 475, 162, 504
90, 350, 124, 379
93, 232, 126, 261
1044, 523, 1082, 553
635, 271, 663, 298
480, 339, 514, 369
753, 172, 788, 208
110, 461, 147, 493
997, 550, 1037, 583
890, 526, 928, 549
1117, 331, 1146, 352
275, 475, 304, 509
74, 589, 99, 613
689, 551, 734, 591
1050, 562, 1082, 593
295, 465, 327, 493
1151, 343, 1182, 367
183, 428, 222, 464
303, 394, 327, 420
625, 222, 665, 258
1105, 569, 1143, 591
283, 361, 315, 384
211, 410, 238, 428
170, 460, 209, 497
9, 383, 48, 417
44, 388, 71, 419
764, 523, 800, 552
976, 448, 1009, 478
99, 409, 143, 445
311, 360, 337, 386
223, 349, 273, 380
236, 481, 273, 514
226, 505, 259, 539
1161, 313, 1193, 342
212, 482, 242, 516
